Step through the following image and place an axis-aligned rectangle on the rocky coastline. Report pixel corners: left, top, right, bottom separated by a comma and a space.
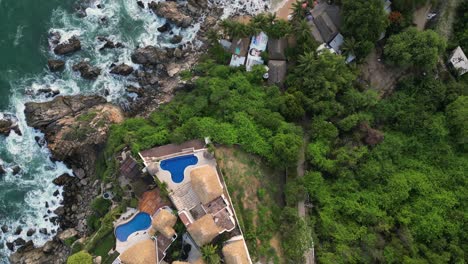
7, 0, 223, 263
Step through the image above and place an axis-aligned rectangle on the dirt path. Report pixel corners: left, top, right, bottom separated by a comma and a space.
413, 3, 432, 30
359, 48, 405, 97
436, 0, 462, 40
296, 135, 315, 264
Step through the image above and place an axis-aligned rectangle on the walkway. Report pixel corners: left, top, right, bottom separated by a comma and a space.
297, 135, 315, 264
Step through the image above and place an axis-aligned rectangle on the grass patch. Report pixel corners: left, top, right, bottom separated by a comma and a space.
90, 232, 115, 260
77, 111, 97, 122
215, 146, 285, 263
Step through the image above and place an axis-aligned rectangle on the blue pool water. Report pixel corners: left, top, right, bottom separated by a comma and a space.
115, 212, 151, 242
160, 155, 199, 183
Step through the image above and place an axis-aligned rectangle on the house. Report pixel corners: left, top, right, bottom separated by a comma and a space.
140, 141, 251, 263
448, 46, 468, 76
268, 60, 287, 87
268, 38, 288, 61
309, 2, 341, 43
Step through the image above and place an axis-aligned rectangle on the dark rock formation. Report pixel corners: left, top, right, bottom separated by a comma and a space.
16, 241, 34, 254
149, 1, 193, 28
137, 0, 145, 8
0, 164, 5, 175
0, 114, 22, 136
48, 59, 66, 72
37, 88, 61, 98
26, 228, 36, 236
110, 64, 134, 76
170, 35, 183, 44
12, 165, 21, 175
131, 46, 169, 66
157, 22, 172, 33
53, 36, 81, 55
2, 225, 9, 233
72, 61, 101, 80
97, 36, 124, 51
53, 173, 74, 186
9, 240, 69, 264
14, 226, 22, 235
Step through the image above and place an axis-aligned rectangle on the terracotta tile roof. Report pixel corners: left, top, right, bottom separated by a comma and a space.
138, 189, 169, 215
140, 139, 205, 159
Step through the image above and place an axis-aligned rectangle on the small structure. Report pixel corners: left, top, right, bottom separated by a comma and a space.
268, 38, 288, 60
314, 12, 338, 43
120, 156, 141, 179
310, 2, 341, 43
448, 46, 468, 76
268, 60, 287, 87
222, 237, 252, 264
187, 214, 222, 246
229, 38, 250, 56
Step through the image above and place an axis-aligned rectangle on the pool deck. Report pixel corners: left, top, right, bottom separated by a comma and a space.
148, 150, 217, 192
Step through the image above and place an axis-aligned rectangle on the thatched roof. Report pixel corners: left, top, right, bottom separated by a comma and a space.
172, 259, 205, 264
152, 209, 177, 239
120, 239, 156, 264
172, 262, 189, 264
268, 38, 287, 60
190, 165, 223, 204
222, 239, 250, 264
187, 214, 221, 246
268, 60, 287, 86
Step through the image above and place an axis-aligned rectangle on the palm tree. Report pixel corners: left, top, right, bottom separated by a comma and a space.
291, 1, 305, 22
201, 244, 221, 264
341, 37, 357, 57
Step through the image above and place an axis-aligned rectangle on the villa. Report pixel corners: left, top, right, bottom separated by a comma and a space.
138, 139, 253, 263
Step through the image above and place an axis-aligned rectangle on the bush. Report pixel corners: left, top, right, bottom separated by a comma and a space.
91, 197, 112, 216
67, 251, 93, 264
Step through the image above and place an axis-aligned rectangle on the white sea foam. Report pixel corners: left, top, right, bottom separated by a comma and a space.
13, 25, 24, 47
1, 0, 269, 260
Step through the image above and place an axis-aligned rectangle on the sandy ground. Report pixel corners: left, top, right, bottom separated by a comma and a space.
273, 0, 297, 20
413, 3, 432, 30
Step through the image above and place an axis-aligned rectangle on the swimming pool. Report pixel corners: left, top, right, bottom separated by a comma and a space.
115, 212, 151, 242
160, 154, 198, 183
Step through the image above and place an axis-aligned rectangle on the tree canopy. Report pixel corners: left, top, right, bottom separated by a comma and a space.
67, 251, 93, 264
341, 0, 389, 58
384, 28, 446, 70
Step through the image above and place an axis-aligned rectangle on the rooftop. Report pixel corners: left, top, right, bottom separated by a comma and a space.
187, 214, 222, 246
449, 46, 468, 76
222, 238, 251, 264
119, 239, 157, 264
140, 139, 205, 161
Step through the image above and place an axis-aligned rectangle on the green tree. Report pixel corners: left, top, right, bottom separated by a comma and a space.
67, 251, 93, 264
446, 96, 468, 149
201, 244, 221, 264
384, 28, 446, 70
342, 0, 389, 57
280, 207, 312, 263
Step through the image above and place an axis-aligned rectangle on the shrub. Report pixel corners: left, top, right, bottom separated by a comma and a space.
91, 197, 112, 216
67, 251, 93, 264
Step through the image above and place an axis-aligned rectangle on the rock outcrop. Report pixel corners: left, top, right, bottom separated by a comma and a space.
72, 61, 101, 80
24, 95, 124, 175
149, 1, 193, 28
0, 113, 21, 136
48, 59, 66, 72
131, 46, 169, 66
9, 240, 69, 264
53, 36, 81, 55
110, 64, 134, 76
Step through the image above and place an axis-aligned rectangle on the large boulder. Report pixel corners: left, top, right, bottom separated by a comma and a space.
53, 173, 74, 186
0, 114, 21, 136
131, 46, 169, 65
48, 59, 66, 72
57, 228, 78, 242
110, 64, 134, 76
72, 61, 101, 80
24, 95, 124, 176
53, 36, 81, 55
149, 1, 193, 28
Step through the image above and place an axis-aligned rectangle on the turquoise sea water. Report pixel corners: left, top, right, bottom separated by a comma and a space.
0, 0, 266, 261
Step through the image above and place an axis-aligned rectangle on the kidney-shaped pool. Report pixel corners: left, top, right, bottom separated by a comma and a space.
115, 212, 151, 242
160, 154, 198, 183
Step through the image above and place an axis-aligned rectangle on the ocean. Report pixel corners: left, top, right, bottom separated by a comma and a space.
0, 0, 267, 262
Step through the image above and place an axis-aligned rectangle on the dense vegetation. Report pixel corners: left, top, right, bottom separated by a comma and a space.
451, 1, 468, 51
96, 1, 467, 263
341, 0, 388, 58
